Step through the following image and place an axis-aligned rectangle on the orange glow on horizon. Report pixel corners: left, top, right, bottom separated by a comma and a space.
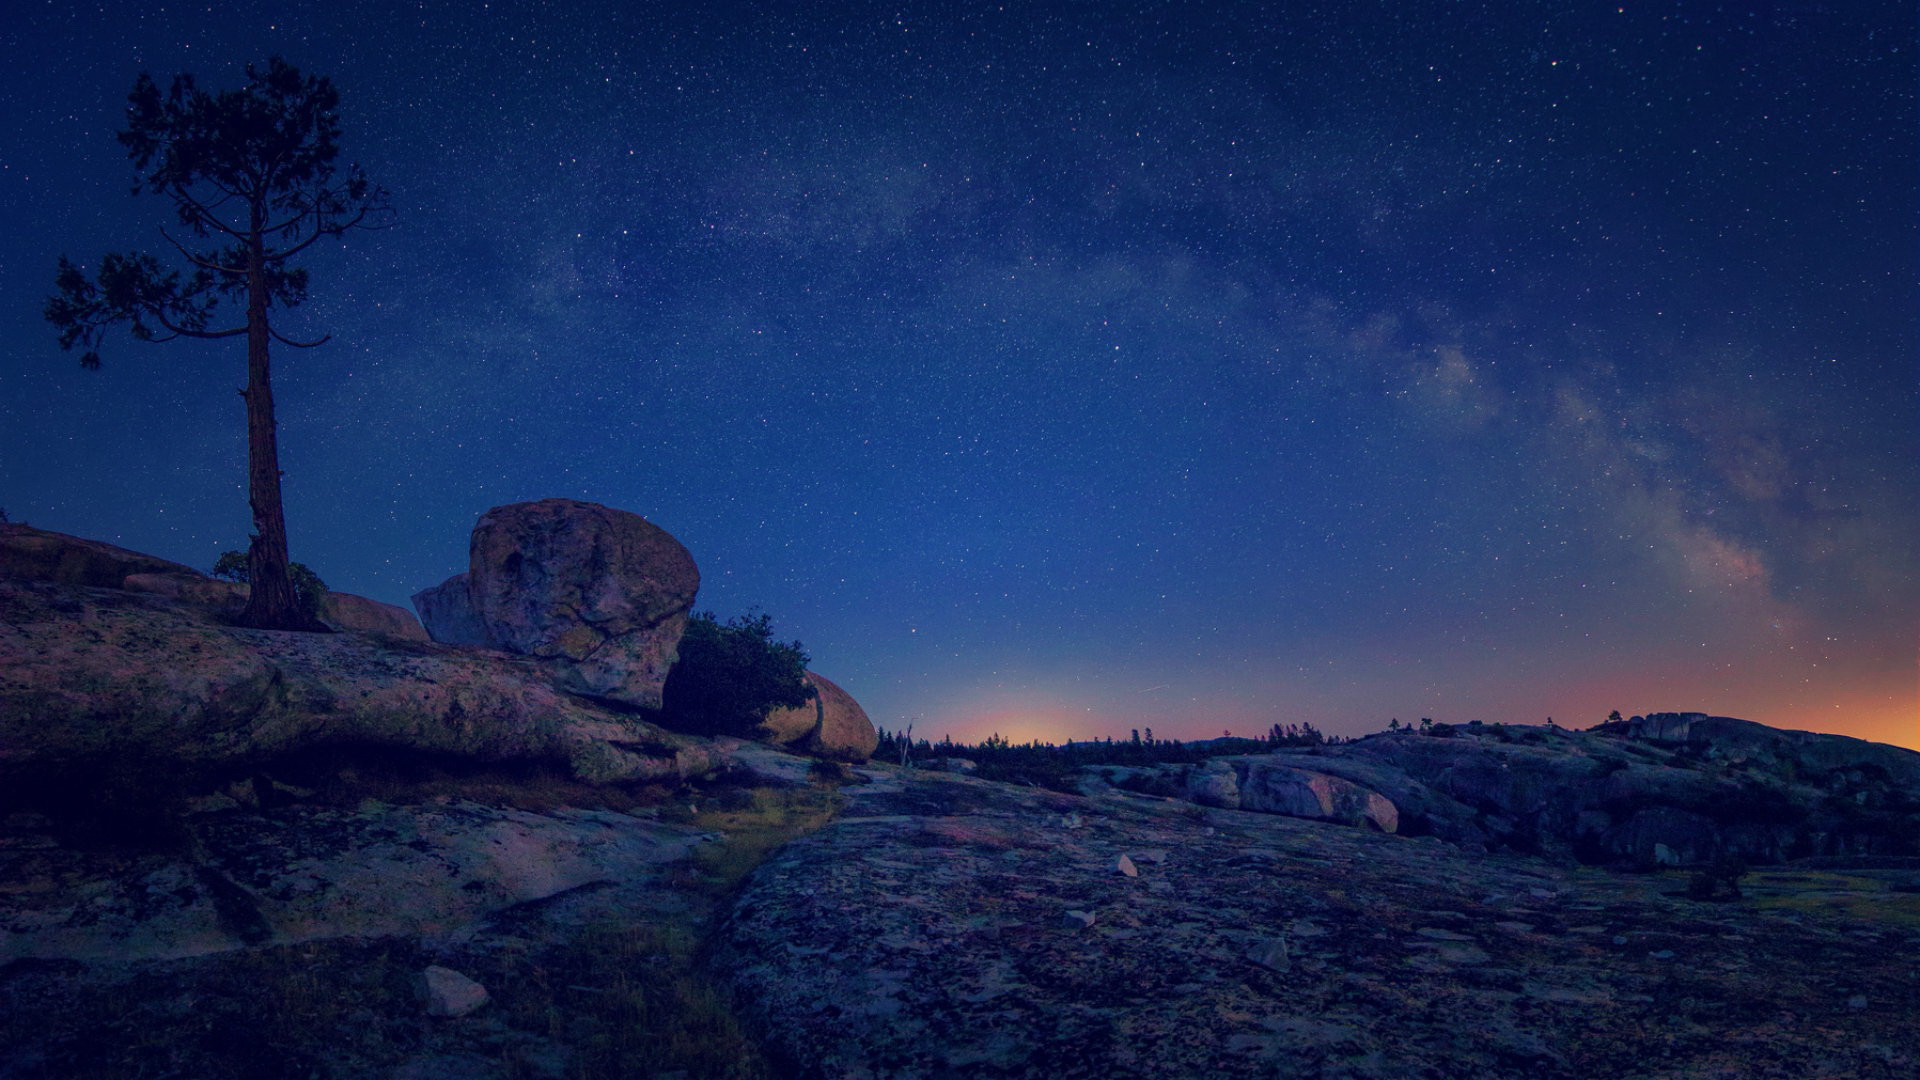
919, 685, 1917, 753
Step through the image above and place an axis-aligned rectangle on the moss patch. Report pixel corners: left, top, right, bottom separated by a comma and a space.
1743, 868, 1920, 928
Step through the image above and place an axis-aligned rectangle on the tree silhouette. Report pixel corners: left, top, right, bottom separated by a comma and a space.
45, 57, 389, 630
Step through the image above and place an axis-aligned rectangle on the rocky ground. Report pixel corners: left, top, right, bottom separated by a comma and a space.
4, 749, 1919, 1078
715, 766, 1920, 1079
0, 754, 829, 1079
5, 519, 1917, 1077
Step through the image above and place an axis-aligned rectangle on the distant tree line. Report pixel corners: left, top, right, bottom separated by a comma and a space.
874, 721, 1339, 792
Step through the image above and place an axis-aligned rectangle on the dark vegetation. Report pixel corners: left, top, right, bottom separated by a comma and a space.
44, 57, 389, 631
877, 722, 1336, 793
210, 549, 328, 618
1686, 856, 1750, 901
659, 611, 813, 738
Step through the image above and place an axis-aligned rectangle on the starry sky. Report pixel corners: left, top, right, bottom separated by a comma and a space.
2, 1, 1914, 750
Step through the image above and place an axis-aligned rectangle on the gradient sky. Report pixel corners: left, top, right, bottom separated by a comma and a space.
2, 1, 1914, 750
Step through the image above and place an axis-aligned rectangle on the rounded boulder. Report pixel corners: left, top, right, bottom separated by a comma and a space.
462, 499, 699, 708
761, 671, 878, 763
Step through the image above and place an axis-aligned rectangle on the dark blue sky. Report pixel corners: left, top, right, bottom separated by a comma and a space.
3, 1, 1914, 748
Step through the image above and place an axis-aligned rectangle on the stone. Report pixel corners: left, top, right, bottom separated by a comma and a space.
708, 756, 1920, 1079
798, 672, 878, 763
0, 572, 721, 787
1245, 937, 1290, 972
711, 737, 822, 786
121, 572, 247, 612
4, 525, 427, 644
419, 965, 490, 1018
411, 572, 490, 647
3, 797, 720, 963
759, 671, 878, 762
1237, 762, 1400, 833
1149, 721, 1920, 867
1186, 759, 1241, 808
317, 591, 427, 640
458, 499, 699, 709
0, 524, 199, 587
1117, 854, 1139, 877
758, 679, 822, 747
1062, 909, 1097, 930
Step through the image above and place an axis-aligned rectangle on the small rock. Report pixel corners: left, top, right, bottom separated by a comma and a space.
1062, 909, 1097, 930
1117, 854, 1139, 878
419, 965, 491, 1018
1246, 937, 1290, 972
1848, 994, 1869, 1011
183, 793, 242, 815
1651, 949, 1676, 960
1611, 935, 1628, 946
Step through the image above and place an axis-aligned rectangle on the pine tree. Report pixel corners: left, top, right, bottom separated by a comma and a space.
46, 58, 389, 630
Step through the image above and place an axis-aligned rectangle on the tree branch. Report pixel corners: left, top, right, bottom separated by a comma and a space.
150, 308, 247, 339
171, 184, 247, 240
158, 228, 241, 274
264, 206, 369, 262
269, 327, 330, 348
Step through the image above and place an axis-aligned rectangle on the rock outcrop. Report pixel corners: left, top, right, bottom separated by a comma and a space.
4, 524, 428, 641
0, 524, 200, 587
409, 572, 489, 646
707, 765, 1920, 1078
1090, 721, 1920, 867
3, 710, 1918, 1078
1, 798, 717, 963
1, 537, 718, 788
1237, 760, 1400, 831
413, 500, 699, 709
761, 671, 878, 763
316, 591, 429, 641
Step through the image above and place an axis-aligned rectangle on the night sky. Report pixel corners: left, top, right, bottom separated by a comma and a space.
3, 2, 1914, 750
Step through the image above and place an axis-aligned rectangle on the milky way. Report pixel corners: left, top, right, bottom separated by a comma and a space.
2, 1, 1913, 747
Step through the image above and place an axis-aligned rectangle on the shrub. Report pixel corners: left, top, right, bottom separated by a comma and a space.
1686, 856, 1749, 901
211, 549, 329, 617
660, 611, 813, 738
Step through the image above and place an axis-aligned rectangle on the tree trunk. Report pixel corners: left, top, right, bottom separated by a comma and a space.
236, 210, 325, 632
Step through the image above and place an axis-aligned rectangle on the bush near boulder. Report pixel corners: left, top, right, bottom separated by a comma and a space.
212, 549, 329, 619
660, 612, 813, 739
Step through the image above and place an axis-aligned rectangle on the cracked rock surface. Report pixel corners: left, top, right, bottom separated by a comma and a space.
710, 767, 1920, 1079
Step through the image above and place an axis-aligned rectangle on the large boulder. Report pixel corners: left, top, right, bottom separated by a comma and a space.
410, 572, 489, 646
315, 591, 428, 641
413, 500, 699, 709
758, 684, 821, 747
760, 671, 878, 763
